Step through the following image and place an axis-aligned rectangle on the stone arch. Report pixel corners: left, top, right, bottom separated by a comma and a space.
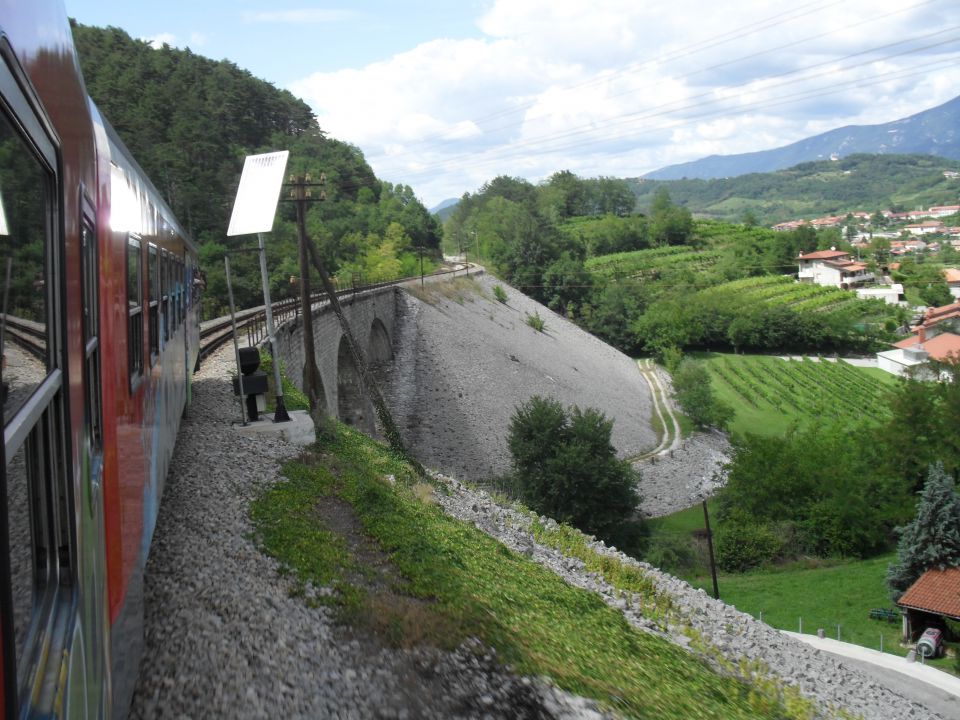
368, 317, 392, 364
336, 335, 375, 434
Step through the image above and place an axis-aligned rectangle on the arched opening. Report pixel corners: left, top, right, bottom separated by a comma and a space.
337, 336, 375, 434
368, 318, 392, 364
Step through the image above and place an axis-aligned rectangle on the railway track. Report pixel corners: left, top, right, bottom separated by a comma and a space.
198, 262, 472, 360
2, 315, 47, 359
2, 264, 472, 364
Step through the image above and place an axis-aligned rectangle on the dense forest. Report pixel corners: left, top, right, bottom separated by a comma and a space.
72, 22, 441, 317
629, 153, 960, 225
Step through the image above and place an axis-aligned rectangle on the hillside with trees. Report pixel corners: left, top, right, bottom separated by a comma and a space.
445, 175, 897, 359
629, 153, 960, 225
71, 22, 441, 317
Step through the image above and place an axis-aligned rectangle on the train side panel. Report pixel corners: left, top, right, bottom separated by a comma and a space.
97, 118, 198, 716
0, 2, 200, 718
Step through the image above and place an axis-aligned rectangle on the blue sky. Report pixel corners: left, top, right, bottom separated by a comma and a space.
65, 1, 960, 208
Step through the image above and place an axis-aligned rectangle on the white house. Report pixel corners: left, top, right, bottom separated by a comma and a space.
856, 284, 904, 305
877, 329, 960, 379
796, 249, 874, 289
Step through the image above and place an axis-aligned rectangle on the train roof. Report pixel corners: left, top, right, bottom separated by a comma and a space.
96, 101, 197, 255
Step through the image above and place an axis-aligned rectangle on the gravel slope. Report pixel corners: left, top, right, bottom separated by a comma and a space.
128, 346, 611, 720
128, 344, 947, 720
382, 275, 656, 483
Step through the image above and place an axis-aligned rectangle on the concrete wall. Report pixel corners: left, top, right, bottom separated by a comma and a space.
272, 286, 396, 432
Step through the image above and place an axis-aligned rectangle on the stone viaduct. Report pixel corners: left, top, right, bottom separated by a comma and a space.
271, 286, 396, 436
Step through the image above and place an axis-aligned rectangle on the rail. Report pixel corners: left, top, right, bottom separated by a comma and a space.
198, 262, 472, 360
2, 314, 47, 359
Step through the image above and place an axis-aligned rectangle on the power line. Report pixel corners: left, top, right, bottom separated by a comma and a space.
373, 45, 960, 181
370, 2, 952, 176
385, 0, 852, 153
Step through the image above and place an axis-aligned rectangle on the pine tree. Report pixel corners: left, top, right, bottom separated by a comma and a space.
887, 462, 960, 601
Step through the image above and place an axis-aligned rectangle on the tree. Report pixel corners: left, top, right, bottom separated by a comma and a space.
671, 359, 732, 430
920, 281, 953, 308
887, 463, 960, 601
507, 396, 642, 549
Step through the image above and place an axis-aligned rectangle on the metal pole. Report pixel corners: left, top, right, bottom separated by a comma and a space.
0, 257, 12, 363
419, 247, 424, 288
258, 232, 290, 422
225, 255, 247, 426
702, 500, 720, 600
295, 181, 322, 411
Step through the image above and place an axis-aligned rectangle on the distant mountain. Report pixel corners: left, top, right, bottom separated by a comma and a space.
430, 197, 460, 220
645, 95, 960, 180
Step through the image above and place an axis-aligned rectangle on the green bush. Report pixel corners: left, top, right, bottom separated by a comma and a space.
672, 358, 733, 430
525, 310, 547, 332
715, 519, 782, 572
644, 533, 696, 575
508, 396, 642, 550
493, 284, 508, 303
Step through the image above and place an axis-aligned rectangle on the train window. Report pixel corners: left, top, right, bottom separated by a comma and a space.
80, 218, 102, 453
0, 55, 70, 713
127, 236, 143, 381
161, 250, 170, 340
147, 244, 158, 362
179, 259, 185, 324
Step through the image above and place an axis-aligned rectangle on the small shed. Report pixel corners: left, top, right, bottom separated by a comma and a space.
896, 567, 960, 642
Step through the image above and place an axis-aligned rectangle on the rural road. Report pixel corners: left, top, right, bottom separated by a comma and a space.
784, 632, 960, 719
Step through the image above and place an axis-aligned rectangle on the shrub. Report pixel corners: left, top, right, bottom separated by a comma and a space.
644, 533, 696, 575
493, 284, 508, 303
672, 358, 732, 430
508, 396, 642, 548
661, 345, 683, 375
715, 519, 782, 572
525, 310, 547, 332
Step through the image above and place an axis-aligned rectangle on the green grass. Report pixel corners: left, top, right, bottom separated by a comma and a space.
258, 350, 310, 411
699, 353, 897, 438
250, 423, 824, 719
647, 500, 717, 536
686, 554, 957, 675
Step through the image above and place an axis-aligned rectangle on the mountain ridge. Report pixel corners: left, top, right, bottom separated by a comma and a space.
645, 94, 960, 180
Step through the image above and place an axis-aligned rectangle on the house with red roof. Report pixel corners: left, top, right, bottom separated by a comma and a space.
796, 249, 873, 289
896, 567, 960, 642
877, 331, 960, 379
905, 220, 945, 236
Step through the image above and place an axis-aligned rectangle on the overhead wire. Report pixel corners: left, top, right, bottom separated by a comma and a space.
393, 0, 941, 163
373, 26, 960, 179
386, 0, 851, 152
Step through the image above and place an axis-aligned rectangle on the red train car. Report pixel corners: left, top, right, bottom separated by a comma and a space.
0, 2, 201, 717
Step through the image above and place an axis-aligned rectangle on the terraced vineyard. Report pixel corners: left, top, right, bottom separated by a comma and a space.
585, 246, 723, 279
698, 275, 862, 314
702, 353, 897, 437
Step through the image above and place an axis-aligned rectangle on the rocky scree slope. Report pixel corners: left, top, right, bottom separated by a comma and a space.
382, 275, 656, 483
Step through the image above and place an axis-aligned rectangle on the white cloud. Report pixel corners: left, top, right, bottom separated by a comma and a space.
142, 31, 207, 51
287, 0, 960, 206
144, 32, 176, 50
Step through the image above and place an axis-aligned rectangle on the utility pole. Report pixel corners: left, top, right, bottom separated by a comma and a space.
286, 173, 326, 412
414, 245, 426, 288
703, 499, 720, 600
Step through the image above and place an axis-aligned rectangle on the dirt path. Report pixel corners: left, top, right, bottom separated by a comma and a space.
632, 359, 682, 461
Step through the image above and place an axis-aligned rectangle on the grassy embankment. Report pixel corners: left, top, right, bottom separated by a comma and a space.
251, 422, 827, 719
